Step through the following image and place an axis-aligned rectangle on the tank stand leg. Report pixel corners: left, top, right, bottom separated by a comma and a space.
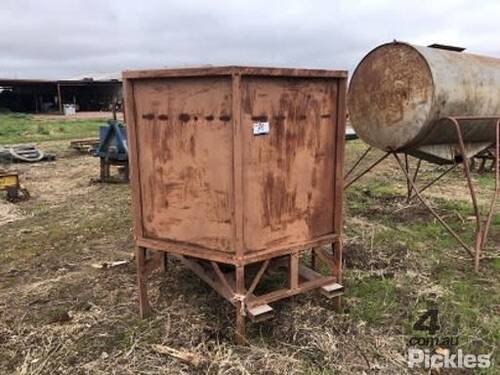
331, 240, 343, 312
235, 265, 246, 344
479, 158, 486, 173
136, 246, 151, 318
477, 120, 500, 271
405, 156, 421, 203
345, 151, 390, 189
408, 163, 458, 202
393, 152, 475, 260
404, 154, 411, 202
444, 117, 489, 272
344, 146, 372, 181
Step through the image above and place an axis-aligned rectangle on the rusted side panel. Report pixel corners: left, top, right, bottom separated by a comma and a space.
133, 77, 234, 252
240, 77, 337, 252
125, 66, 347, 259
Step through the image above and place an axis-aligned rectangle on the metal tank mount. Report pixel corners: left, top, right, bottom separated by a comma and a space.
346, 41, 500, 272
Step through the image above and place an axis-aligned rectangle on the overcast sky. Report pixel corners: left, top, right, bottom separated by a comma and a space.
0, 0, 499, 79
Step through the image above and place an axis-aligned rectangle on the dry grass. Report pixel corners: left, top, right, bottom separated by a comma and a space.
0, 140, 498, 374
0, 201, 26, 226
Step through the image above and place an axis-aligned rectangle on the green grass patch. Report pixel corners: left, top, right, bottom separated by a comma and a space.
345, 181, 400, 216
0, 113, 103, 144
347, 277, 399, 325
344, 169, 499, 369
490, 258, 500, 271
474, 174, 496, 190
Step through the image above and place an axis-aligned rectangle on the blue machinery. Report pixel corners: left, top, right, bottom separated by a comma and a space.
93, 120, 129, 183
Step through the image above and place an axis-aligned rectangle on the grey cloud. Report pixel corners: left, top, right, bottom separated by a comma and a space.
0, 0, 498, 79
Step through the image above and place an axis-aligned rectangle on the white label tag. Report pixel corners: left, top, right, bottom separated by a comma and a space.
253, 121, 270, 135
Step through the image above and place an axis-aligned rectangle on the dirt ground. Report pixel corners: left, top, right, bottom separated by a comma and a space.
0, 140, 498, 374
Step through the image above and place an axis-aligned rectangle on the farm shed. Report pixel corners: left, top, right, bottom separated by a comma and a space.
0, 76, 122, 113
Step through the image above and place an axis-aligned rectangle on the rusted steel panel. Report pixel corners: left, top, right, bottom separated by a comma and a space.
124, 66, 347, 261
133, 76, 234, 252
241, 76, 337, 252
348, 42, 500, 152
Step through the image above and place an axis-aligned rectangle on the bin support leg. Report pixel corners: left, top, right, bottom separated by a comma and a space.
311, 247, 317, 271
161, 252, 168, 273
136, 246, 151, 318
332, 240, 343, 312
235, 265, 246, 344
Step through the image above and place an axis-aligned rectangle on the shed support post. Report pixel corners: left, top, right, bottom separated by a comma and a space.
136, 246, 151, 318
57, 83, 63, 114
235, 265, 246, 344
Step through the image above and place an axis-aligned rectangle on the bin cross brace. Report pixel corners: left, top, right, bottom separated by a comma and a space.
135, 243, 343, 343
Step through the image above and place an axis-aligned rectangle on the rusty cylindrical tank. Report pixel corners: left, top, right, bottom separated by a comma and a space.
348, 42, 500, 154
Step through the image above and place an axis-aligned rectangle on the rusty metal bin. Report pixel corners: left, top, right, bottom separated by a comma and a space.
123, 66, 347, 342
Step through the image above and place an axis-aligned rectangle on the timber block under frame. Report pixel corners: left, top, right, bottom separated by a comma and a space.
135, 240, 343, 344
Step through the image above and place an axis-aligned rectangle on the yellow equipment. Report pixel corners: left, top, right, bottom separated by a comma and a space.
0, 171, 29, 202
